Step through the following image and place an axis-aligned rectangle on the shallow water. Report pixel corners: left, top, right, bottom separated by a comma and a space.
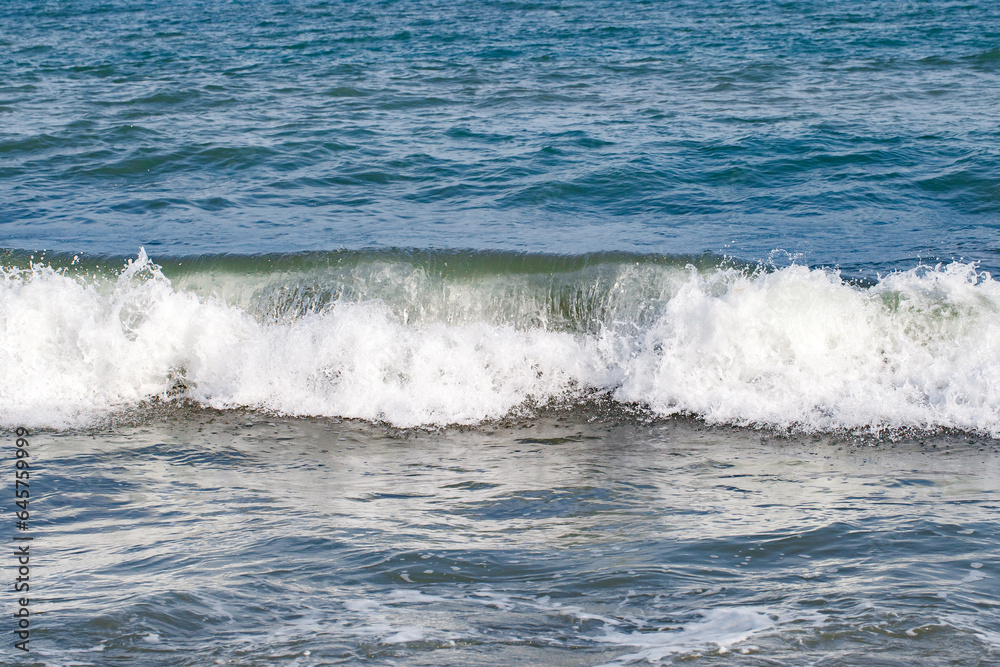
24, 411, 1000, 665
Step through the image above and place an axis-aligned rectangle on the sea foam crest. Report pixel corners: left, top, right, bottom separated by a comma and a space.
2, 251, 999, 433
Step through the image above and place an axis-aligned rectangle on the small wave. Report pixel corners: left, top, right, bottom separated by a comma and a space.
2, 249, 999, 433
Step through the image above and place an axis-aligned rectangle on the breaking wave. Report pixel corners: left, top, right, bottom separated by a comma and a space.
2, 249, 999, 434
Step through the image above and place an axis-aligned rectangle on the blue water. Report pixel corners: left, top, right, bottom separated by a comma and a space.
3, 0, 1000, 274
3, 1, 1000, 664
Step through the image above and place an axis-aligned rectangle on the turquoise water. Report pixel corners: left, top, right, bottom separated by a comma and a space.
3, 0, 1000, 664
3, 0, 1000, 272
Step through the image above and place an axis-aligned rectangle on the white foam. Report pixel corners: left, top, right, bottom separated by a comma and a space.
3, 251, 1000, 433
942, 612, 1000, 649
382, 627, 425, 644
593, 607, 775, 664
344, 600, 381, 612
614, 262, 1000, 432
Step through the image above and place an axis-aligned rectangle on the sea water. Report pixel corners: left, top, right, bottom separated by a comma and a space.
2, 0, 999, 664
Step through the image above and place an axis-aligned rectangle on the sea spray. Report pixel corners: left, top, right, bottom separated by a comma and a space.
2, 251, 999, 434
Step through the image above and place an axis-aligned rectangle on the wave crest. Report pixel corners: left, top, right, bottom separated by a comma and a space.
2, 250, 998, 433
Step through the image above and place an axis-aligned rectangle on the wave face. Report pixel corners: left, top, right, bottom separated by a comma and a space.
2, 249, 999, 434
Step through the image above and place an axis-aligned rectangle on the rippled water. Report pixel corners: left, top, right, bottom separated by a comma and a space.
35, 413, 1000, 665
4, 1, 1000, 664
3, 0, 1000, 271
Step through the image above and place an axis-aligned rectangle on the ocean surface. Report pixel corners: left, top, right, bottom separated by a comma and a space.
2, 0, 1000, 664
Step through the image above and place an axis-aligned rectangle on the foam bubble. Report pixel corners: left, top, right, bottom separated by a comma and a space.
615, 262, 1000, 432
3, 251, 1000, 433
593, 607, 775, 664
